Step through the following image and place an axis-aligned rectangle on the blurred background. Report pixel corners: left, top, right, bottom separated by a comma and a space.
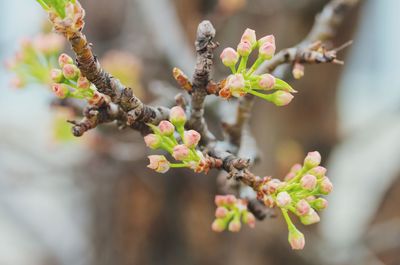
1, 0, 400, 265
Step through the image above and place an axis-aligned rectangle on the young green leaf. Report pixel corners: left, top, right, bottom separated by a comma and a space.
274, 78, 297, 93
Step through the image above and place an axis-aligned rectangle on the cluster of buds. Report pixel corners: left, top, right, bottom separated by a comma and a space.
50, 53, 107, 106
211, 195, 256, 232
145, 106, 211, 173
37, 0, 85, 37
254, 151, 332, 250
5, 33, 64, 88
219, 28, 296, 106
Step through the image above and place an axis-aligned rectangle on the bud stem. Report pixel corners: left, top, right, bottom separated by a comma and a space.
281, 208, 296, 232
237, 56, 248, 73
170, 163, 189, 168
246, 57, 265, 76
229, 65, 237, 74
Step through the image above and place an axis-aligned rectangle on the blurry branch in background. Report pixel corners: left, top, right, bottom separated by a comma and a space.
11, 0, 356, 250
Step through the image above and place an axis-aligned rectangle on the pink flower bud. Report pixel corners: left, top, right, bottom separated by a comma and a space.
242, 211, 256, 228
51, 83, 69, 98
308, 166, 326, 179
259, 42, 276, 60
270, 91, 294, 106
215, 195, 228, 206
258, 74, 275, 90
10, 77, 25, 88
258, 34, 275, 47
305, 195, 316, 202
158, 120, 175, 136
226, 194, 237, 205
237, 41, 252, 56
296, 199, 311, 216
183, 130, 201, 148
220, 47, 239, 67
77, 76, 90, 89
228, 219, 241, 232
276, 192, 292, 208
320, 176, 333, 194
33, 34, 64, 54
300, 208, 320, 225
62, 64, 79, 80
263, 178, 282, 195
215, 207, 229, 218
172, 144, 190, 161
304, 151, 321, 169
227, 74, 246, 97
169, 106, 186, 127
147, 155, 170, 173
58, 53, 73, 67
144, 134, 161, 149
50, 69, 64, 83
300, 174, 317, 191
288, 227, 305, 250
312, 198, 328, 210
284, 172, 295, 181
241, 28, 257, 47
292, 62, 305, 79
211, 219, 226, 232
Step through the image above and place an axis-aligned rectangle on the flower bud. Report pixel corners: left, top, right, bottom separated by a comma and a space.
263, 178, 282, 195
215, 195, 228, 206
172, 144, 190, 161
259, 42, 275, 60
311, 198, 328, 210
77, 76, 90, 89
270, 91, 294, 106
169, 106, 186, 127
51, 83, 69, 98
258, 34, 275, 47
220, 47, 239, 67
212, 219, 226, 232
304, 151, 321, 169
215, 207, 229, 218
144, 134, 162, 149
308, 166, 326, 179
158, 120, 175, 136
263, 195, 275, 208
292, 62, 304, 79
258, 74, 275, 90
225, 194, 237, 205
237, 41, 252, 56
50, 69, 64, 83
240, 28, 257, 48
320, 176, 333, 194
284, 172, 296, 181
183, 130, 201, 148
62, 64, 79, 80
296, 199, 311, 216
147, 155, 170, 173
288, 227, 305, 250
228, 219, 241, 232
242, 211, 256, 228
276, 192, 292, 208
227, 74, 246, 97
58, 53, 73, 67
300, 208, 320, 225
300, 174, 317, 191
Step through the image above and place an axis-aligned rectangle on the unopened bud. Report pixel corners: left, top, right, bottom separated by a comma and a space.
300, 174, 317, 191
311, 198, 328, 210
296, 199, 311, 216
300, 208, 320, 225
169, 106, 186, 127
240, 28, 257, 48
77, 76, 90, 89
58, 53, 73, 67
172, 144, 190, 161
144, 134, 162, 149
320, 176, 333, 194
62, 64, 79, 80
304, 151, 321, 169
292, 62, 305, 79
259, 42, 275, 60
258, 74, 275, 90
220, 47, 239, 67
263, 179, 282, 195
288, 227, 305, 250
158, 120, 175, 136
242, 211, 256, 228
237, 41, 252, 56
276, 192, 292, 208
227, 74, 246, 97
215, 195, 227, 206
211, 219, 226, 232
50, 69, 64, 83
263, 195, 275, 208
228, 219, 241, 232
51, 83, 69, 98
258, 34, 275, 47
147, 155, 170, 173
270, 91, 294, 106
215, 207, 229, 218
183, 130, 201, 148
308, 166, 326, 179
225, 195, 237, 205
